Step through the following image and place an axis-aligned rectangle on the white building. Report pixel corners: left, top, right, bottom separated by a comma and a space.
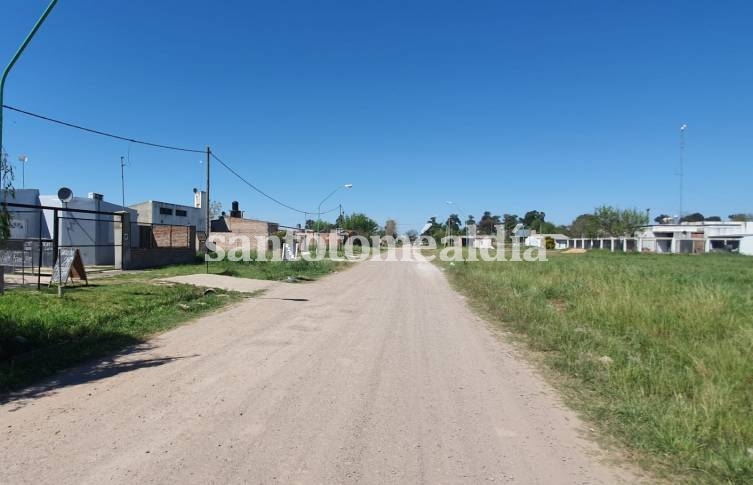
635, 221, 753, 254
130, 190, 207, 234
525, 232, 570, 249
39, 192, 137, 265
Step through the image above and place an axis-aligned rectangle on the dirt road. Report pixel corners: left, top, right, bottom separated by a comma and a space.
1, 250, 638, 484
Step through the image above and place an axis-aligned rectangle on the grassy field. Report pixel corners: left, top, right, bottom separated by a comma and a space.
0, 256, 348, 392
434, 250, 753, 483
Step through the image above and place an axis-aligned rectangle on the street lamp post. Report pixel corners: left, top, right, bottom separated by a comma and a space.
0, 0, 59, 192
317, 184, 352, 234
445, 200, 469, 247
18, 155, 28, 189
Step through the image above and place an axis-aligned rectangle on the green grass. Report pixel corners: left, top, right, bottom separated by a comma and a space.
0, 256, 349, 392
0, 278, 242, 392
146, 254, 350, 281
434, 250, 753, 483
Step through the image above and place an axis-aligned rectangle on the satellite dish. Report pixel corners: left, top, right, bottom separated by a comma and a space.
57, 187, 73, 203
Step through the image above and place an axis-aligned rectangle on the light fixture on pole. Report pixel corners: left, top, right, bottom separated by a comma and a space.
317, 184, 352, 234
17, 154, 28, 189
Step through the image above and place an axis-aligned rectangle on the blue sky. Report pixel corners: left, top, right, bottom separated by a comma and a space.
2, 0, 752, 230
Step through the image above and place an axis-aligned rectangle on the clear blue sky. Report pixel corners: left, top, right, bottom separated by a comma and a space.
2, 0, 752, 230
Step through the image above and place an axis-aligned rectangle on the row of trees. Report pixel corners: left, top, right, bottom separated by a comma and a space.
653, 212, 753, 224
305, 212, 381, 236
419, 206, 654, 241
420, 210, 570, 241
569, 206, 648, 238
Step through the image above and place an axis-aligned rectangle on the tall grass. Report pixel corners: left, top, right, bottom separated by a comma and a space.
0, 281, 237, 391
441, 251, 753, 483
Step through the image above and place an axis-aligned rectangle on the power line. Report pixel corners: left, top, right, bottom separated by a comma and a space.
4, 104, 343, 216
210, 151, 339, 216
3, 104, 205, 153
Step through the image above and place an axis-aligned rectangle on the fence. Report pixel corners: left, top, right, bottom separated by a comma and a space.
0, 202, 126, 289
566, 236, 744, 254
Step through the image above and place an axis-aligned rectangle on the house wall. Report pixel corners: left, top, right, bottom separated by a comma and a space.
39, 195, 138, 266
741, 236, 753, 256
3, 189, 49, 240
209, 216, 278, 250
131, 200, 205, 230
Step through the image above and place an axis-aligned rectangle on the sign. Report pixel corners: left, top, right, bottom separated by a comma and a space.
50, 248, 88, 286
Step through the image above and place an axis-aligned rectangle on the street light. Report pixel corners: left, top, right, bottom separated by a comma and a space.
318, 184, 352, 234
445, 200, 469, 246
17, 155, 28, 189
0, 0, 59, 194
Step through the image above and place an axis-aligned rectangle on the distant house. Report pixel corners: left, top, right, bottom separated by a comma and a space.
130, 190, 207, 232
525, 232, 569, 249
209, 201, 279, 251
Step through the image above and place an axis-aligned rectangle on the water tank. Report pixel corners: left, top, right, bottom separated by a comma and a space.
230, 201, 242, 218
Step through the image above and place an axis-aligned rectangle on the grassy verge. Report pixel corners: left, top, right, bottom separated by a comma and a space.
433, 249, 753, 483
0, 276, 242, 392
0, 256, 350, 393
148, 252, 351, 281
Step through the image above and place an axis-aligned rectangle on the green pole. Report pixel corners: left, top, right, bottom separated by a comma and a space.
0, 0, 59, 179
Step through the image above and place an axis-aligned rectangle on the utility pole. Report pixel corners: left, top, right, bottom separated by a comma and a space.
120, 156, 126, 212
0, 0, 58, 195
679, 124, 687, 221
205, 146, 211, 238
204, 146, 211, 274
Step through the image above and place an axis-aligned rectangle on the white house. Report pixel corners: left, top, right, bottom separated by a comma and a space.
525, 232, 570, 249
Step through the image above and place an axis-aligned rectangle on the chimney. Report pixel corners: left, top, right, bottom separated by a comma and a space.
88, 192, 103, 200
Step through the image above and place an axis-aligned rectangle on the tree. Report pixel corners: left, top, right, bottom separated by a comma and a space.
342, 213, 379, 236
305, 219, 315, 230
384, 219, 398, 238
522, 210, 546, 231
654, 214, 671, 224
593, 206, 648, 236
502, 214, 520, 237
465, 214, 476, 226
478, 211, 502, 235
423, 216, 441, 235
208, 201, 223, 219
568, 214, 599, 238
729, 213, 753, 222
705, 216, 722, 222
0, 150, 15, 241
446, 214, 462, 232
405, 229, 418, 242
680, 212, 704, 223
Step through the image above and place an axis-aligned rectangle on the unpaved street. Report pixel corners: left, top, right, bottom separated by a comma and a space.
1, 250, 637, 484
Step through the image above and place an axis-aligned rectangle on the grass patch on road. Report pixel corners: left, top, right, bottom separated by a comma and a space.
147, 254, 350, 281
0, 277, 240, 392
434, 250, 753, 483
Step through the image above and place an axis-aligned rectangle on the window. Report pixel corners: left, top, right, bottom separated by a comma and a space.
159, 207, 173, 215
175, 209, 187, 217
